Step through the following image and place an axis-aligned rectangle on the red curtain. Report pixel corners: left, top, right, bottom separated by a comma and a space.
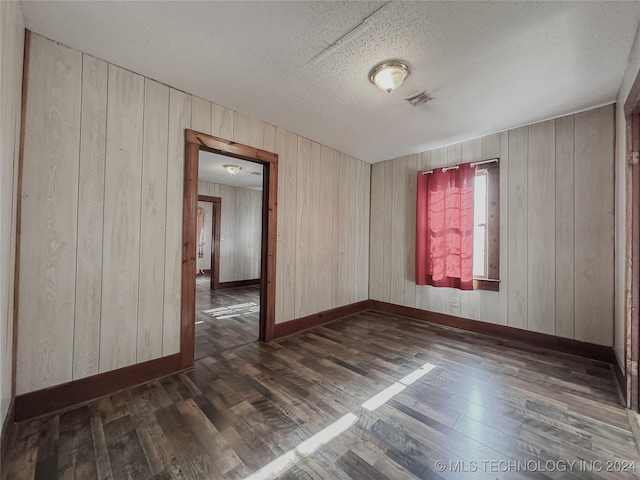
416, 163, 475, 290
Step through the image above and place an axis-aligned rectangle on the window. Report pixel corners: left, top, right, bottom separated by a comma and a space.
415, 159, 500, 291
472, 162, 500, 291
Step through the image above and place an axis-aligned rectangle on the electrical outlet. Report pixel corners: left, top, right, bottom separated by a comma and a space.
451, 296, 459, 308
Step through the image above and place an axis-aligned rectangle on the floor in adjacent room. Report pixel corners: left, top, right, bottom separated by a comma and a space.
195, 275, 259, 360
4, 311, 639, 480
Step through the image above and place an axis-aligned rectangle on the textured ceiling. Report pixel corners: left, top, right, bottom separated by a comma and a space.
199, 152, 263, 191
21, 1, 640, 163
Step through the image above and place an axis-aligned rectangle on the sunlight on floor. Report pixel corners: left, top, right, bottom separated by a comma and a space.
243, 362, 436, 480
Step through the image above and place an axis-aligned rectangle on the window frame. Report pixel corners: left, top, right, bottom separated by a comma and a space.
472, 161, 500, 292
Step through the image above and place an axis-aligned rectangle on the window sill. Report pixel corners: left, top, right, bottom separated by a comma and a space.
473, 278, 500, 292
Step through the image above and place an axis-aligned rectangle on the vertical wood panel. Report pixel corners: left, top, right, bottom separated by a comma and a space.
390, 157, 406, 305
274, 128, 286, 322
211, 104, 233, 140
555, 116, 575, 339
527, 120, 556, 334
331, 150, 341, 308
295, 138, 311, 316
480, 134, 501, 324
369, 164, 384, 301
191, 97, 212, 135
460, 139, 482, 320
507, 126, 528, 330
163, 89, 191, 356
403, 155, 418, 308
232, 112, 251, 146
498, 131, 510, 326
354, 159, 368, 302
574, 105, 614, 346
220, 184, 236, 282
361, 163, 371, 302
18, 35, 82, 393
318, 146, 334, 310
338, 154, 352, 306
381, 160, 393, 303
74, 54, 107, 380
100, 65, 145, 372
308, 142, 321, 313
137, 79, 169, 362
235, 188, 247, 280
282, 132, 298, 321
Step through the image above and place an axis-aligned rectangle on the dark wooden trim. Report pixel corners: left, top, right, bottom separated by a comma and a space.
186, 129, 277, 164
219, 279, 260, 290
1, 400, 16, 474
625, 71, 640, 117
368, 300, 615, 364
274, 301, 371, 339
614, 355, 626, 405
473, 279, 500, 292
12, 29, 30, 402
197, 194, 221, 290
198, 269, 211, 275
181, 141, 199, 369
184, 130, 277, 353
14, 354, 182, 421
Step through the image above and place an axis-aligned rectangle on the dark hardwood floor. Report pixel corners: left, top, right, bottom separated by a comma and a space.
4, 311, 639, 480
195, 275, 259, 360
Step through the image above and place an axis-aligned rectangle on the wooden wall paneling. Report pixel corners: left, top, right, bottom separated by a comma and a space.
196, 201, 213, 271
507, 126, 529, 330
211, 104, 233, 140
460, 139, 482, 320
137, 79, 169, 362
191, 96, 212, 135
232, 112, 251, 146
308, 142, 321, 313
368, 163, 384, 301
362, 162, 371, 302
319, 145, 334, 311
73, 54, 107, 380
390, 157, 406, 305
527, 119, 556, 335
346, 157, 358, 303
331, 150, 341, 308
427, 148, 448, 314
163, 89, 191, 356
555, 116, 575, 339
219, 184, 235, 283
337, 153, 351, 306
263, 124, 276, 153
282, 132, 298, 321
403, 155, 418, 308
381, 160, 393, 303
480, 134, 501, 324
416, 151, 431, 311
497, 131, 510, 326
355, 159, 368, 302
236, 188, 248, 280
100, 65, 145, 372
295, 138, 311, 317
253, 189, 263, 279
249, 117, 264, 150
18, 35, 82, 393
274, 128, 287, 322
574, 105, 615, 345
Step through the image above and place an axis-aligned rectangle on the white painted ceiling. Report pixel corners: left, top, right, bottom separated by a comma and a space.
21, 1, 640, 163
199, 151, 264, 191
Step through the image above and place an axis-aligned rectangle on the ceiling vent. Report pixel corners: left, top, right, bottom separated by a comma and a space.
405, 91, 433, 107
251, 171, 262, 176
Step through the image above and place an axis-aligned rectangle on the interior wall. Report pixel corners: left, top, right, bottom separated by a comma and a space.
198, 181, 262, 282
0, 1, 24, 426
615, 26, 640, 369
370, 105, 615, 347
17, 32, 370, 395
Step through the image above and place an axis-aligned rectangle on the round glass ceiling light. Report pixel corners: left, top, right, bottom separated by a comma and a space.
369, 60, 410, 93
223, 164, 241, 175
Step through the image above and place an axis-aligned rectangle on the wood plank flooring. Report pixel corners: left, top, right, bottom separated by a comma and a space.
4, 311, 639, 480
195, 275, 259, 360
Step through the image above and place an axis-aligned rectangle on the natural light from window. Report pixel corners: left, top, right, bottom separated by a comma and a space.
473, 171, 488, 278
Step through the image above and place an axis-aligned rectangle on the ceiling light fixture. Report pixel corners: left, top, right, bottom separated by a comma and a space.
369, 60, 410, 93
223, 164, 241, 175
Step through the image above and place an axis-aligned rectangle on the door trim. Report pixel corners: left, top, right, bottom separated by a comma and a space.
181, 130, 278, 369
197, 195, 221, 290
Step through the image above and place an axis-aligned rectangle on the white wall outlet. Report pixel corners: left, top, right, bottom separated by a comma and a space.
451, 296, 459, 308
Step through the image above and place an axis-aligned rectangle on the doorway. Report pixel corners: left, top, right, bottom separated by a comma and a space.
180, 130, 277, 369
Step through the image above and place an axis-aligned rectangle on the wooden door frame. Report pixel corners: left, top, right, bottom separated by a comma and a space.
624, 71, 640, 410
181, 129, 278, 369
197, 195, 221, 291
